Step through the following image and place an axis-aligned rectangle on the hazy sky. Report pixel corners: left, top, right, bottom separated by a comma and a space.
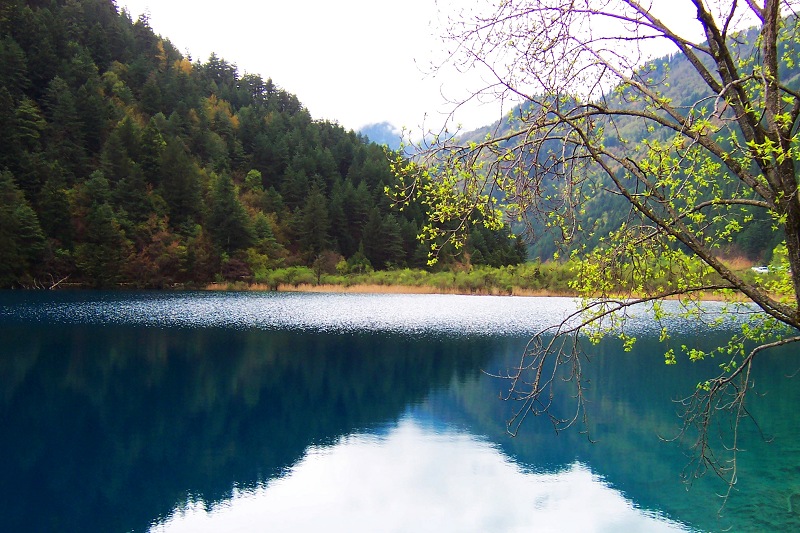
114, 1, 721, 134
115, 0, 490, 133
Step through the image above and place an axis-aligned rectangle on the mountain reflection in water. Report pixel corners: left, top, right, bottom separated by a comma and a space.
0, 291, 797, 533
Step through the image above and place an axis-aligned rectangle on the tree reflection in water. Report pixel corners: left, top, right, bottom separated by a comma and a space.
1, 293, 799, 533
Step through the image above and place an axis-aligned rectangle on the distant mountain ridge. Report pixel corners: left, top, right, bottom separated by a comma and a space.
359, 121, 403, 151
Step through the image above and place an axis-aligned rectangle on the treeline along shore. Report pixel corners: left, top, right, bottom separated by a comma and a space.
201, 259, 771, 301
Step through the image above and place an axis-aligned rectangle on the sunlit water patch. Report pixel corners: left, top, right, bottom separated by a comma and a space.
0, 290, 752, 336
150, 416, 690, 533
0, 291, 574, 334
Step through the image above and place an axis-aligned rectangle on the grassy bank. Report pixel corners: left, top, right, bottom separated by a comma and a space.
208, 281, 571, 297
204, 258, 781, 301
207, 263, 579, 296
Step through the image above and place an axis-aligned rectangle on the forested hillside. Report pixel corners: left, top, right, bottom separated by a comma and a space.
0, 0, 525, 288
459, 24, 789, 262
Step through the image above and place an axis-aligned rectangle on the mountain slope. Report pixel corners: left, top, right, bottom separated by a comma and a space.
458, 24, 789, 261
0, 0, 524, 288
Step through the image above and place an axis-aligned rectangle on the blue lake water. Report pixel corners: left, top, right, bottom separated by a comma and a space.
0, 291, 798, 532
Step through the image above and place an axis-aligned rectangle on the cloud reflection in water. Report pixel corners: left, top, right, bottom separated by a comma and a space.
152, 416, 689, 533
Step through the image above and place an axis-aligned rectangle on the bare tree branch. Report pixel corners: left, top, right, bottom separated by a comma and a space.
394, 0, 800, 498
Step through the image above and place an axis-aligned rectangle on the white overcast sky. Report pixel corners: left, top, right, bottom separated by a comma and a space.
114, 1, 720, 134
115, 0, 493, 133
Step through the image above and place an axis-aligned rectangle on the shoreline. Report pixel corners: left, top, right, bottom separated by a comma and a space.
23, 279, 766, 303
202, 282, 757, 302
204, 282, 575, 297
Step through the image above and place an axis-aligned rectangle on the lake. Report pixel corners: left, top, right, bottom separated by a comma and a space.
1, 291, 798, 532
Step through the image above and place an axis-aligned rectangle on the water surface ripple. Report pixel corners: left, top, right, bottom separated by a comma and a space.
0, 290, 744, 336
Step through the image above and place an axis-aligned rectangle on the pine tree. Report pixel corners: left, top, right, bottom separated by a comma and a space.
74, 201, 129, 287
37, 173, 72, 247
44, 76, 87, 179
159, 138, 201, 228
0, 35, 28, 97
0, 171, 45, 286
207, 172, 253, 253
297, 182, 330, 260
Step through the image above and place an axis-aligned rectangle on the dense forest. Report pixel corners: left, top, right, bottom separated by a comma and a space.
0, 0, 525, 288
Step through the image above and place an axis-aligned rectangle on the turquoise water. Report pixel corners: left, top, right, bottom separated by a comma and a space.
0, 291, 798, 532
